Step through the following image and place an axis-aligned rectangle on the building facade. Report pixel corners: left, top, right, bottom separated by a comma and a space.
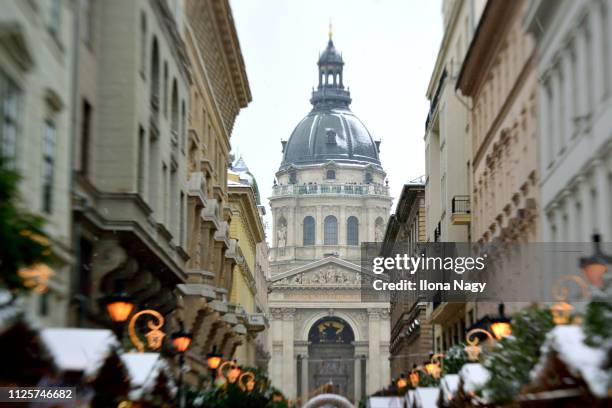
456, 0, 538, 331
0, 0, 74, 326
267, 36, 393, 400
423, 0, 486, 353
178, 0, 252, 375
457, 0, 538, 246
380, 182, 429, 379
525, 0, 612, 243
71, 0, 191, 329
227, 157, 268, 369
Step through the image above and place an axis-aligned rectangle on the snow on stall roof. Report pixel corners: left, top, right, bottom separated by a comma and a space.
367, 396, 404, 408
440, 374, 460, 401
121, 353, 170, 400
459, 363, 490, 393
532, 325, 609, 398
405, 389, 415, 405
40, 328, 118, 376
414, 387, 439, 408
0, 290, 24, 332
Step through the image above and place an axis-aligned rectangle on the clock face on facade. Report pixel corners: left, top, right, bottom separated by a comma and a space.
308, 317, 354, 344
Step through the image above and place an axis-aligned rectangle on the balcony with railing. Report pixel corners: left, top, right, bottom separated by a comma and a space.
451, 195, 471, 225
271, 183, 390, 198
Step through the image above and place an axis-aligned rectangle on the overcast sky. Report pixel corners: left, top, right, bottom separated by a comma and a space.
229, 0, 443, 238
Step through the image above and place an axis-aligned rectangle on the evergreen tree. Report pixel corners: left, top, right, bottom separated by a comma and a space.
480, 307, 554, 403
0, 156, 53, 294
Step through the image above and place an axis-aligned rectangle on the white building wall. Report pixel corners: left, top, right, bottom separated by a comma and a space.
528, 0, 612, 243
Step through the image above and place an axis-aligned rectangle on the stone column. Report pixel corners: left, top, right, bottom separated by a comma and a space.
282, 309, 297, 398
539, 77, 552, 167
563, 190, 577, 242
379, 310, 391, 388
340, 206, 346, 245
575, 25, 590, 125
550, 66, 561, 156
589, 6, 605, 105
594, 159, 611, 240
316, 206, 323, 245
353, 354, 361, 402
561, 51, 573, 147
269, 309, 284, 391
301, 354, 308, 399
578, 176, 592, 241
367, 309, 381, 394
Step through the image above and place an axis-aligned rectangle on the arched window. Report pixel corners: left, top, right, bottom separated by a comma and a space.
303, 216, 315, 246
150, 37, 159, 108
171, 79, 178, 134
347, 216, 359, 245
324, 215, 338, 245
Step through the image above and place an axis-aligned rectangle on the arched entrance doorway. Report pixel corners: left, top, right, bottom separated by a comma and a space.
307, 316, 355, 398
303, 394, 354, 408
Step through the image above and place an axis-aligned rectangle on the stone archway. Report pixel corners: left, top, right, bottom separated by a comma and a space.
307, 316, 355, 398
303, 394, 354, 408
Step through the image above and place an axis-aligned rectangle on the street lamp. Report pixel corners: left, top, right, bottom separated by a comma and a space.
409, 366, 420, 388
172, 321, 192, 408
423, 353, 443, 379
580, 234, 612, 288
206, 345, 223, 387
489, 304, 511, 340
100, 283, 135, 341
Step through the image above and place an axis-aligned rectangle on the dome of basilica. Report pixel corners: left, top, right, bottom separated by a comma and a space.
279, 37, 381, 170
280, 107, 381, 169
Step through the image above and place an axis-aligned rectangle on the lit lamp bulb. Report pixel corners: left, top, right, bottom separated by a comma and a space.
171, 323, 192, 353
490, 321, 512, 340
104, 295, 135, 323
396, 373, 407, 389
409, 370, 420, 388
228, 361, 241, 383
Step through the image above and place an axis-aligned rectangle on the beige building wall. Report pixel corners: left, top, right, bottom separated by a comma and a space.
0, 0, 74, 326
459, 0, 538, 246
423, 0, 486, 353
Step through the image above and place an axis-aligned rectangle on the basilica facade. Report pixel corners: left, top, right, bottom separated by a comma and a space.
267, 35, 393, 402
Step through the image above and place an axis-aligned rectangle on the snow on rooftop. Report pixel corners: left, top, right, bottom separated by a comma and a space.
532, 325, 609, 398
414, 387, 439, 408
459, 363, 490, 393
40, 328, 118, 376
121, 353, 171, 400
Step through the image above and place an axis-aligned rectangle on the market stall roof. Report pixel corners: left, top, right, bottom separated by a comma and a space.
0, 290, 24, 333
414, 387, 439, 408
530, 325, 608, 398
439, 374, 460, 406
121, 353, 175, 400
367, 396, 404, 407
40, 328, 118, 376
